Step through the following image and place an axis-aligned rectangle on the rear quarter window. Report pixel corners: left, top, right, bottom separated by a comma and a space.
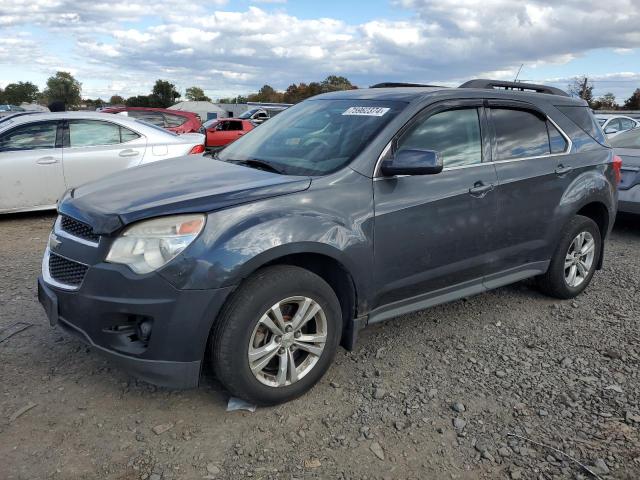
164, 114, 186, 128
555, 105, 607, 145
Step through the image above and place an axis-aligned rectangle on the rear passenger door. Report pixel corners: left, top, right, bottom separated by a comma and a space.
62, 119, 147, 188
373, 102, 499, 308
486, 102, 570, 280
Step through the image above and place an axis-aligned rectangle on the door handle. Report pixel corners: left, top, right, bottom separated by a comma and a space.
119, 149, 139, 157
469, 182, 495, 197
36, 156, 58, 165
555, 164, 573, 175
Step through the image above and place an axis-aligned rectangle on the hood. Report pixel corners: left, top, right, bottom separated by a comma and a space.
59, 156, 311, 234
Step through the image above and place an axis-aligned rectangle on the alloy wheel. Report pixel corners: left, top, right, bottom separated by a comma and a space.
564, 231, 596, 288
248, 296, 327, 387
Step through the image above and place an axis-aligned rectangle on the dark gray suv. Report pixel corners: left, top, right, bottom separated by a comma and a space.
38, 80, 620, 405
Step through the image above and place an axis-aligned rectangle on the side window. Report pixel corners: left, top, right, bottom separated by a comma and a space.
229, 121, 243, 131
120, 126, 141, 143
397, 108, 482, 168
619, 118, 635, 130
68, 121, 121, 147
164, 114, 186, 128
492, 108, 550, 160
0, 122, 58, 151
547, 121, 568, 154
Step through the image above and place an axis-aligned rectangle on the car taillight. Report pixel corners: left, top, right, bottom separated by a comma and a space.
189, 144, 205, 154
613, 155, 623, 184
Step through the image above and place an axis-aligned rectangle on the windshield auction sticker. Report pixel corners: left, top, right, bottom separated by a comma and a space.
342, 107, 390, 116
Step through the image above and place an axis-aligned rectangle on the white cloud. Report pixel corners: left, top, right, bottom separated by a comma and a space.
1, 1, 640, 99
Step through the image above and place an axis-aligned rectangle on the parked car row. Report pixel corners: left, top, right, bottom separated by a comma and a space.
595, 113, 640, 137
0, 112, 205, 213
36, 79, 624, 405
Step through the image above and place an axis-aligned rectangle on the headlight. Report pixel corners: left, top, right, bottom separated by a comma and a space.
106, 214, 205, 274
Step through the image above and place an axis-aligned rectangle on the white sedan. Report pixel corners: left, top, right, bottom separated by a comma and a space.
0, 112, 205, 213
595, 114, 640, 137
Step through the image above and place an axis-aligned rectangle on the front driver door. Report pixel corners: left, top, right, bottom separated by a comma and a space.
373, 102, 498, 310
0, 120, 66, 212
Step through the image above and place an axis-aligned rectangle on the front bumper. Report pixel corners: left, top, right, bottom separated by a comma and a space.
37, 262, 234, 389
619, 184, 640, 214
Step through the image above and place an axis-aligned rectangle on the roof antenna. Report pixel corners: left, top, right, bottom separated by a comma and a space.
514, 64, 524, 83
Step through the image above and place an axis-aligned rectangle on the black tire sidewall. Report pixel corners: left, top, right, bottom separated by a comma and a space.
213, 266, 342, 405
548, 216, 601, 298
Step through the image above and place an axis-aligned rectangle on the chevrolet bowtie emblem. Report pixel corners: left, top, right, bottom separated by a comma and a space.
49, 233, 61, 250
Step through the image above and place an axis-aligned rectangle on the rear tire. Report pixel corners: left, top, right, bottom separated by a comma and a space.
537, 215, 601, 299
211, 265, 342, 405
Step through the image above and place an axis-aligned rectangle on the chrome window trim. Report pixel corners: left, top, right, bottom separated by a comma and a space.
373, 115, 572, 179
54, 215, 99, 247
41, 246, 85, 291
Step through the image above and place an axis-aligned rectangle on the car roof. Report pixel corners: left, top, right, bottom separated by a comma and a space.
314, 86, 585, 106
0, 111, 163, 131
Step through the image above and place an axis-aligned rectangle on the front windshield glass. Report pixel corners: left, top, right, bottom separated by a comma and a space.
218, 99, 405, 175
609, 128, 640, 148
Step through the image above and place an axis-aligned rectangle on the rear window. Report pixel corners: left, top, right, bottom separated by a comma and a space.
164, 113, 186, 128
556, 105, 607, 145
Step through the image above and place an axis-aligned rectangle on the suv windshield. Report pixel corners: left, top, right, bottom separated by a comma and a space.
239, 108, 261, 119
218, 99, 405, 175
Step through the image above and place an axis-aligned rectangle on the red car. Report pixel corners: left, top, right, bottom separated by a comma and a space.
101, 107, 202, 134
202, 118, 255, 148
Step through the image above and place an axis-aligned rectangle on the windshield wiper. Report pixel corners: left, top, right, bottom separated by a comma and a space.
228, 158, 284, 174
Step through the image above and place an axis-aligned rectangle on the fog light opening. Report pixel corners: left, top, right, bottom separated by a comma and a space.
136, 319, 153, 344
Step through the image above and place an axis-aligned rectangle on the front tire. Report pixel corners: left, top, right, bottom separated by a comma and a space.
537, 215, 601, 299
211, 265, 342, 405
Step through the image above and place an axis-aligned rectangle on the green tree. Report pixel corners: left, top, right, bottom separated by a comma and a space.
247, 84, 284, 103
321, 75, 355, 93
43, 71, 82, 108
109, 95, 125, 105
3, 81, 40, 104
150, 79, 180, 108
567, 75, 594, 106
125, 95, 153, 107
623, 89, 640, 110
185, 86, 211, 102
592, 92, 617, 110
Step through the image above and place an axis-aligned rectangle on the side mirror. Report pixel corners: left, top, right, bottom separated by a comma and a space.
380, 148, 443, 176
604, 126, 618, 135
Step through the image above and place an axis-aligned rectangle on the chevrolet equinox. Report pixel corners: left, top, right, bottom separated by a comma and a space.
38, 80, 620, 405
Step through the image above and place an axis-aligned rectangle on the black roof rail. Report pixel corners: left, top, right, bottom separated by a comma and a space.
459, 79, 569, 97
370, 82, 443, 88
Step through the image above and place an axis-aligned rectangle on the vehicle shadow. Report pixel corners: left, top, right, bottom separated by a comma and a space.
612, 212, 640, 238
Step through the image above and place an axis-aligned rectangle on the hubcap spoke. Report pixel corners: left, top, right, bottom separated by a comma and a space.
260, 313, 283, 336
249, 341, 280, 372
296, 333, 327, 343
576, 261, 588, 277
567, 265, 577, 286
276, 351, 288, 386
581, 239, 595, 255
269, 303, 287, 332
291, 301, 321, 331
293, 340, 324, 357
287, 349, 298, 383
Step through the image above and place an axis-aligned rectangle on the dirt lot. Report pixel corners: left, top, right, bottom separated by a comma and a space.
1, 212, 639, 480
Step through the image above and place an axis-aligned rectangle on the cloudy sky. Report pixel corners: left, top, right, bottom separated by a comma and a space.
1, 0, 639, 102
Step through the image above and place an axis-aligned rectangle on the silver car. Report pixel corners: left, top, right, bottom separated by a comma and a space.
0, 112, 205, 213
595, 114, 640, 137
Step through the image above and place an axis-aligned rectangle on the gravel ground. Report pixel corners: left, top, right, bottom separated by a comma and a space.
1, 212, 639, 480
